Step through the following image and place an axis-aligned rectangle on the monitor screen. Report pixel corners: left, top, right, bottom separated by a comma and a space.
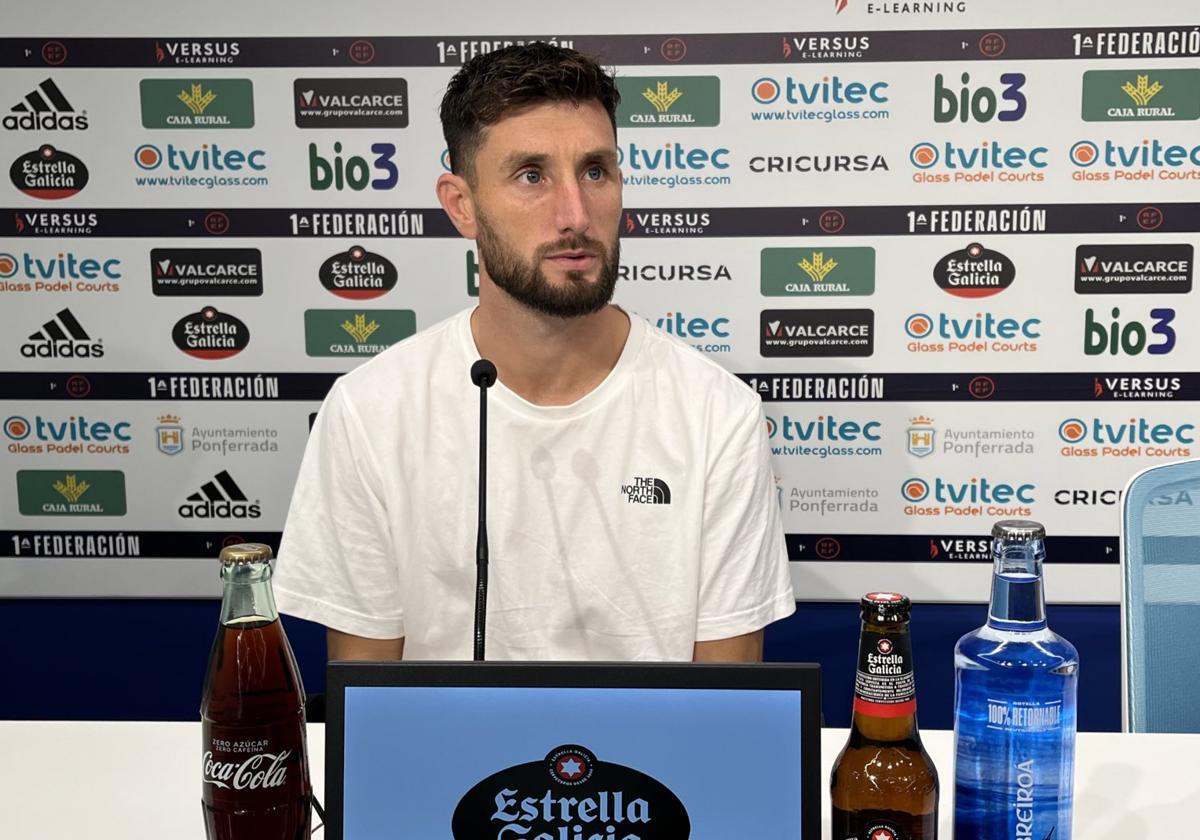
331, 665, 818, 839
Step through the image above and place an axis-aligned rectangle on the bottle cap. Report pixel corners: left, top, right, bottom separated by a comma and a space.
860, 591, 911, 620
991, 519, 1046, 541
218, 543, 273, 565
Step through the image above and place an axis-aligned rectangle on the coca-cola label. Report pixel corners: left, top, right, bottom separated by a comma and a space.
201, 722, 310, 809
203, 748, 292, 790
853, 629, 916, 718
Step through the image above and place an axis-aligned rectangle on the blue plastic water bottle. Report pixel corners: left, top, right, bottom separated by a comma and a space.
952, 520, 1078, 840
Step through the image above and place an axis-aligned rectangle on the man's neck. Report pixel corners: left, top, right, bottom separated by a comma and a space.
470, 288, 630, 407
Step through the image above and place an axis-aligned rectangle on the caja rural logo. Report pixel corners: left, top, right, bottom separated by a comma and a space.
451, 744, 690, 839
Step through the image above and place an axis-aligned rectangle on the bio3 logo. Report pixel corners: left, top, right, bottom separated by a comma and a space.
1083, 307, 1175, 355
934, 71, 1028, 123
308, 141, 398, 191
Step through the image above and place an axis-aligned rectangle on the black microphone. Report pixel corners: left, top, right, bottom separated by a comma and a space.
469, 359, 497, 661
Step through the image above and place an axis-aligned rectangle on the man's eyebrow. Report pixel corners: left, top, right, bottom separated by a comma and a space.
499, 149, 619, 172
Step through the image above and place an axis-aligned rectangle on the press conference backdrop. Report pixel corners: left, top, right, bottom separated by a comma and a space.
1, 0, 1197, 606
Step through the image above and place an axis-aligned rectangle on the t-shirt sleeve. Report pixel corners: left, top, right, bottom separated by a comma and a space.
695, 396, 796, 641
272, 381, 404, 639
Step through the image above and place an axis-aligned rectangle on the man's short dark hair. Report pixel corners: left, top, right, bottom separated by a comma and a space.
439, 43, 620, 183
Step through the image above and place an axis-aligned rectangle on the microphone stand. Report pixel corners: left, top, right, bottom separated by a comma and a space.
470, 359, 497, 661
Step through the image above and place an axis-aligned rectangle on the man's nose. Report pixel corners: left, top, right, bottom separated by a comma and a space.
553, 176, 590, 235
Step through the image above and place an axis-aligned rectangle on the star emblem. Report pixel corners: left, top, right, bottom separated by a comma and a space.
872, 829, 896, 840
878, 639, 893, 654
556, 756, 585, 780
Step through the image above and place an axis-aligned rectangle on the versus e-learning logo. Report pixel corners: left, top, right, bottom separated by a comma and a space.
901, 476, 1035, 517
618, 141, 732, 188
1068, 137, 1200, 182
1058, 415, 1193, 459
904, 311, 1040, 353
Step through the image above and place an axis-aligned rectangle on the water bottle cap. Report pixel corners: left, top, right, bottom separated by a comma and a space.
860, 591, 911, 619
219, 542, 274, 565
991, 519, 1046, 541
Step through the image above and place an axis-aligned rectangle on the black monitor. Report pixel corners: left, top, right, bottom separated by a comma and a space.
326, 661, 821, 839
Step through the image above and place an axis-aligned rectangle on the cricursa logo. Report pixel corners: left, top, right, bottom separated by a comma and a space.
761, 309, 874, 357
766, 413, 883, 458
619, 261, 731, 283
133, 142, 268, 189
904, 311, 1040, 353
172, 306, 250, 359
308, 141, 399, 191
615, 76, 720, 127
178, 470, 260, 519
154, 40, 241, 66
621, 476, 672, 504
1083, 307, 1175, 356
0, 250, 120, 293
139, 79, 254, 128
451, 744, 689, 839
1075, 244, 1192, 294
294, 78, 409, 128
933, 243, 1015, 297
1081, 69, 1200, 122
10, 144, 88, 199
909, 140, 1047, 183
934, 71, 1027, 122
618, 142, 731, 188
653, 312, 731, 353
761, 247, 875, 297
5, 413, 132, 455
750, 75, 889, 122
21, 308, 103, 358
1058, 416, 1193, 460
319, 245, 396, 299
748, 151, 888, 175
902, 476, 1034, 518
4, 78, 88, 131
152, 248, 262, 296
1068, 137, 1200, 181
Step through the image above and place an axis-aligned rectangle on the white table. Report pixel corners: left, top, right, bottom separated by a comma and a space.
1, 722, 1195, 837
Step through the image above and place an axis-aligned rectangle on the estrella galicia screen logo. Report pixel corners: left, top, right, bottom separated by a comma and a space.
761, 247, 875, 296
4, 78, 88, 131
172, 306, 250, 359
622, 476, 672, 504
1081, 69, 1200, 122
9, 145, 88, 199
933, 243, 1015, 298
17, 469, 127, 516
309, 141, 399, 191
761, 309, 873, 357
139, 79, 254, 128
615, 76, 720, 127
933, 71, 1027, 123
1083, 306, 1176, 356
1068, 137, 1200, 181
319, 245, 397, 299
294, 78, 409, 128
750, 75, 889, 121
451, 744, 690, 839
152, 248, 263, 296
1075, 244, 1192, 294
909, 140, 1047, 183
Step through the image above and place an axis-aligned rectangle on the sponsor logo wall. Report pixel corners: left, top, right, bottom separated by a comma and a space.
2, 5, 1199, 603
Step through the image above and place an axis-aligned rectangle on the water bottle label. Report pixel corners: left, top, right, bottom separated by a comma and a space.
854, 630, 916, 717
986, 698, 1063, 732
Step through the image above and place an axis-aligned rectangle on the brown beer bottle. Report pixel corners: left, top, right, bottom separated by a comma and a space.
200, 543, 312, 840
830, 592, 938, 840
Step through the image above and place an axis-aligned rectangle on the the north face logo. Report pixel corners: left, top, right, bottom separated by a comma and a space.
621, 476, 672, 504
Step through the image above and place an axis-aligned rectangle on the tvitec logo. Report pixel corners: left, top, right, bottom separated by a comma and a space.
0, 250, 121, 293
766, 414, 883, 458
309, 141, 398, 191
654, 311, 731, 353
5, 414, 132, 455
909, 140, 1047, 183
902, 476, 1034, 518
749, 75, 889, 122
134, 143, 267, 188
934, 71, 1027, 122
1069, 137, 1200, 182
1058, 416, 1193, 459
904, 311, 1040, 353
1083, 306, 1175, 355
618, 142, 731, 188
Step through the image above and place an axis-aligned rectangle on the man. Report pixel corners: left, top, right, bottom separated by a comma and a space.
274, 44, 794, 662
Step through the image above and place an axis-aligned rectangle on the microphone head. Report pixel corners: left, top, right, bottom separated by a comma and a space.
470, 359, 497, 388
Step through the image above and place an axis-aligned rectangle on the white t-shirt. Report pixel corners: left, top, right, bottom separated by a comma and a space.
273, 307, 795, 661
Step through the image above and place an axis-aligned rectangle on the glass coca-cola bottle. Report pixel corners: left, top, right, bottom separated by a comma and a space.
201, 543, 312, 839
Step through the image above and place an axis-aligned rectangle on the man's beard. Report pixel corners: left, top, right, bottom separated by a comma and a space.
475, 212, 619, 319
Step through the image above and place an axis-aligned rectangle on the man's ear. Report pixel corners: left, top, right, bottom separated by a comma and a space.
436, 172, 478, 239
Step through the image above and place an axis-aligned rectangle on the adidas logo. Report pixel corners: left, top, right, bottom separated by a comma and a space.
620, 476, 672, 505
178, 469, 261, 518
21, 308, 103, 358
4, 78, 88, 131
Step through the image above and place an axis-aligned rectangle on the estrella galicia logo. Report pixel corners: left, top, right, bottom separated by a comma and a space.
622, 476, 672, 504
172, 306, 249, 359
451, 744, 690, 839
933, 243, 1015, 298
319, 245, 397, 299
10, 144, 88, 199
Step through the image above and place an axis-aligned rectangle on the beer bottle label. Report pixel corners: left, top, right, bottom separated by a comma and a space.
853, 629, 916, 717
